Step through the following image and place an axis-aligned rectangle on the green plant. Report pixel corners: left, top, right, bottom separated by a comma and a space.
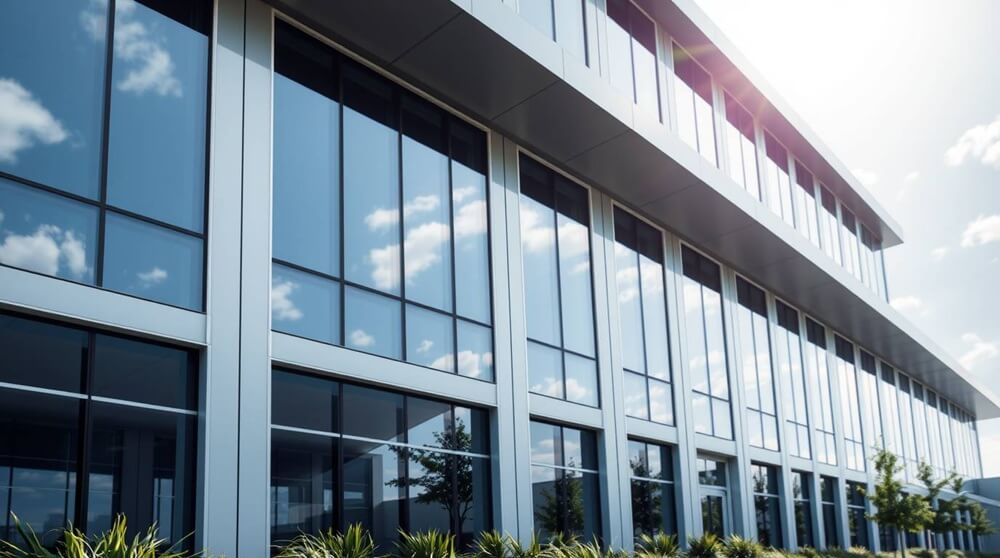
394, 530, 455, 558
274, 524, 377, 558
721, 535, 761, 558
866, 450, 934, 558
686, 533, 722, 558
634, 533, 680, 558
908, 549, 937, 558
507, 535, 549, 558
797, 547, 820, 558
0, 514, 194, 558
470, 531, 508, 558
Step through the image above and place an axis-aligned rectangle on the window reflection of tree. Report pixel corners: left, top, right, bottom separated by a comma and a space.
630, 458, 663, 536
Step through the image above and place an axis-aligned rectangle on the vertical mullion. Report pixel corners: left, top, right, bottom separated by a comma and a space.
76, 331, 98, 532
336, 383, 345, 532
338, 56, 346, 346
447, 119, 459, 376
551, 175, 567, 399
401, 395, 411, 535
95, 0, 117, 288
397, 91, 407, 362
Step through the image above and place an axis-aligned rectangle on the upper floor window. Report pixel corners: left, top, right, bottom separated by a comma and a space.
840, 207, 862, 282
819, 186, 842, 266
520, 155, 598, 406
924, 391, 944, 477
860, 226, 883, 296
613, 208, 672, 424
529, 421, 601, 540
897, 374, 919, 480
607, 0, 659, 119
751, 464, 782, 547
736, 277, 778, 451
858, 351, 884, 452
804, 318, 836, 465
793, 162, 821, 247
879, 363, 902, 460
517, 0, 589, 64
775, 301, 810, 459
682, 246, 731, 439
628, 440, 677, 538
910, 382, 931, 476
835, 336, 865, 471
270, 370, 491, 550
723, 94, 760, 200
0, 0, 211, 310
271, 21, 494, 380
763, 133, 794, 228
672, 44, 716, 164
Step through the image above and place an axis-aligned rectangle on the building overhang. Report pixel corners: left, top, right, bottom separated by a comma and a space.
265, 0, 1000, 418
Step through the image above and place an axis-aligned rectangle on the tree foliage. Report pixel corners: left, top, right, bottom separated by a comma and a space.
865, 449, 934, 558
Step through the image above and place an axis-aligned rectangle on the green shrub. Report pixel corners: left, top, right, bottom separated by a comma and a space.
274, 524, 377, 558
722, 536, 762, 558
394, 530, 455, 558
942, 550, 965, 558
507, 536, 550, 558
0, 514, 194, 558
798, 547, 820, 558
470, 531, 508, 558
908, 549, 937, 558
687, 533, 722, 558
634, 534, 680, 558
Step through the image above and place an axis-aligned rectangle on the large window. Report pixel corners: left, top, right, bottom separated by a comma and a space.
0, 312, 197, 546
673, 44, 717, 164
938, 396, 956, 475
860, 227, 883, 296
820, 476, 839, 548
698, 458, 728, 538
270, 370, 491, 550
607, 0, 659, 118
846, 481, 869, 548
804, 319, 836, 465
614, 208, 673, 424
682, 247, 731, 439
879, 364, 902, 464
897, 374, 919, 480
0, 0, 210, 310
628, 440, 677, 538
925, 391, 944, 477
763, 133, 795, 228
271, 22, 494, 380
840, 207, 862, 282
911, 382, 931, 477
530, 421, 601, 540
516, 0, 590, 64
819, 187, 842, 266
858, 352, 884, 452
793, 162, 821, 247
723, 94, 761, 200
736, 278, 778, 451
775, 302, 810, 459
792, 472, 814, 548
520, 155, 598, 406
835, 336, 865, 471
751, 464, 782, 548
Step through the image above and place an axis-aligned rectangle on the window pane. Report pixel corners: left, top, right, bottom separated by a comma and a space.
606, 0, 633, 98
528, 341, 564, 400
556, 180, 594, 357
0, 0, 106, 198
401, 95, 451, 310
649, 379, 673, 425
692, 395, 710, 434
106, 0, 209, 232
565, 470, 601, 540
344, 287, 401, 359
530, 422, 561, 467
451, 120, 491, 324
341, 384, 404, 442
564, 353, 598, 407
0, 312, 88, 393
86, 402, 197, 546
407, 451, 454, 533
631, 5, 659, 118
0, 179, 99, 284
405, 305, 454, 373
273, 23, 340, 276
0, 389, 80, 546
271, 370, 339, 433
531, 465, 559, 540
92, 333, 196, 410
519, 164, 561, 346
454, 406, 489, 455
343, 64, 400, 294
615, 217, 644, 374
639, 251, 670, 380
342, 438, 404, 553
713, 399, 732, 439
102, 212, 203, 310
407, 397, 452, 449
458, 456, 491, 549
624, 371, 649, 420
271, 264, 340, 345
270, 429, 337, 541
456, 320, 494, 381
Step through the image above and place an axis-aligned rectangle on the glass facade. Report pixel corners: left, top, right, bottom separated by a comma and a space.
805, 319, 837, 465
764, 133, 795, 228
820, 476, 839, 548
723, 94, 761, 200
607, 0, 660, 118
836, 336, 865, 471
271, 21, 493, 379
793, 162, 821, 247
530, 421, 601, 541
775, 301, 810, 459
840, 207, 862, 283
736, 277, 778, 451
0, 0, 210, 310
683, 247, 732, 439
673, 43, 717, 164
698, 458, 728, 537
859, 352, 884, 452
517, 0, 590, 64
792, 472, 814, 548
0, 312, 197, 547
270, 370, 491, 550
846, 481, 869, 548
614, 208, 673, 424
820, 187, 843, 267
752, 464, 782, 547
629, 440, 677, 538
520, 154, 598, 406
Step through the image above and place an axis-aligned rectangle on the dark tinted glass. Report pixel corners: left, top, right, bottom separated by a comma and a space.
755, 494, 782, 547
270, 429, 338, 542
835, 336, 855, 362
274, 19, 338, 99
765, 133, 788, 171
682, 246, 721, 292
454, 406, 489, 455
530, 422, 561, 466
458, 456, 492, 549
776, 301, 799, 333
842, 208, 857, 230
795, 162, 815, 194
724, 94, 754, 140
821, 187, 837, 213
407, 397, 452, 449
860, 351, 876, 374
86, 402, 197, 546
0, 389, 81, 546
0, 313, 88, 393
342, 438, 404, 552
92, 334, 196, 410
806, 318, 826, 348
450, 119, 487, 175
631, 479, 676, 536
736, 277, 767, 316
519, 155, 554, 208
673, 47, 712, 102
271, 371, 339, 433
697, 458, 726, 486
555, 177, 589, 226
407, 450, 454, 533
751, 464, 779, 494
342, 384, 404, 442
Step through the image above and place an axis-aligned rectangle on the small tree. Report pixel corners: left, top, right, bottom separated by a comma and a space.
968, 499, 999, 547
865, 449, 934, 558
917, 462, 961, 548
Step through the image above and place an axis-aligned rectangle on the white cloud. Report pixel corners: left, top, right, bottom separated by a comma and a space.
453, 200, 487, 238
349, 329, 375, 348
270, 279, 303, 321
959, 333, 999, 371
452, 186, 477, 204
930, 246, 949, 261
455, 349, 492, 379
0, 225, 89, 279
853, 168, 879, 188
960, 214, 1000, 247
903, 171, 920, 183
416, 339, 434, 354
137, 266, 167, 287
520, 206, 555, 253
890, 295, 923, 313
365, 195, 440, 232
0, 79, 68, 163
945, 114, 1000, 169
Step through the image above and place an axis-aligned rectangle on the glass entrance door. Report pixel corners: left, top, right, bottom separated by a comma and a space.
700, 487, 729, 537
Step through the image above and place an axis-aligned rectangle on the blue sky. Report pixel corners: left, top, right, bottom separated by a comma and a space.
692, 0, 1000, 476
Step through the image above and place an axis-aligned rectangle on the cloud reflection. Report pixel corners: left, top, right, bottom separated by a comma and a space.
0, 223, 89, 279
0, 79, 68, 163
270, 278, 303, 321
